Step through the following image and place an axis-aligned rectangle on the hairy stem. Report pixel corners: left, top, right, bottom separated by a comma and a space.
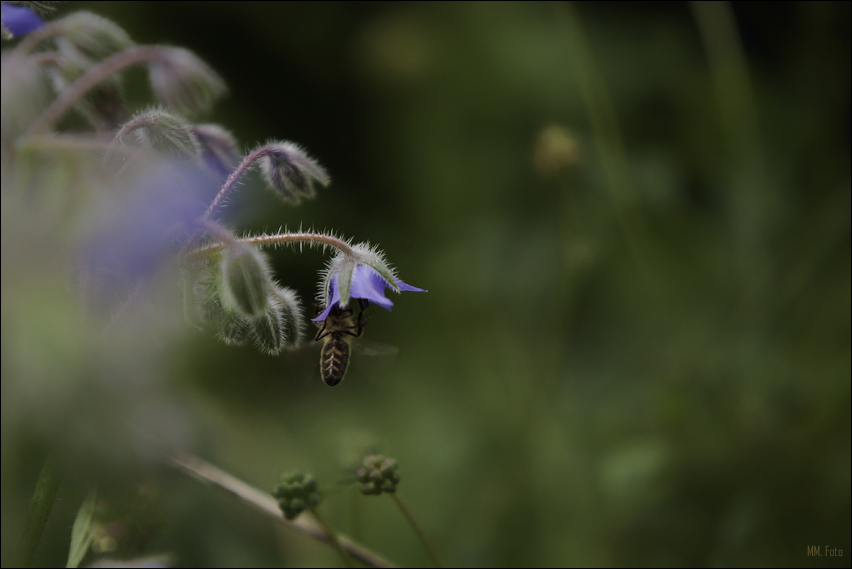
201, 146, 280, 221
390, 493, 444, 568
26, 46, 170, 136
14, 21, 63, 56
14, 459, 62, 568
176, 145, 302, 254
184, 231, 354, 261
170, 453, 395, 568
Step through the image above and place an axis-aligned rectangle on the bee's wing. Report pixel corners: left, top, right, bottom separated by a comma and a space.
354, 339, 399, 357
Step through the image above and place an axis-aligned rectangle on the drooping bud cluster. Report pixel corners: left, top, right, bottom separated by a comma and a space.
274, 471, 322, 520
259, 142, 330, 203
356, 455, 400, 496
148, 47, 227, 118
219, 244, 271, 318
189, 246, 304, 355
37, 12, 134, 131
190, 124, 240, 178
113, 108, 199, 160
54, 11, 134, 61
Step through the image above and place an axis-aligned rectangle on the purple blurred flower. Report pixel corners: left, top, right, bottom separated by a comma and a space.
1, 2, 44, 38
313, 263, 425, 322
83, 160, 219, 287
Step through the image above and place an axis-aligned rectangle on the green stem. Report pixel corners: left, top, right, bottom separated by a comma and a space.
557, 3, 651, 287
170, 454, 394, 567
183, 231, 354, 261
390, 493, 444, 568
14, 459, 62, 568
309, 506, 354, 568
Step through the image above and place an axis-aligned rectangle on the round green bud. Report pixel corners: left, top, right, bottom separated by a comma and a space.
290, 482, 303, 496
307, 492, 321, 507
302, 474, 317, 492
380, 459, 398, 475
379, 479, 396, 494
364, 454, 384, 469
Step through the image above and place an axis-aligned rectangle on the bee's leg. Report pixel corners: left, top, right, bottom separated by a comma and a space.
349, 299, 370, 337
355, 312, 370, 335
315, 321, 329, 341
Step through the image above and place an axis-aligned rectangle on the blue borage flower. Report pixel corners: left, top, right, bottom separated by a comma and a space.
83, 160, 219, 285
313, 243, 425, 322
1, 2, 44, 38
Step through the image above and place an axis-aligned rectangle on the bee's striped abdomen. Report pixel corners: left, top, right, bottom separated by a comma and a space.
320, 335, 351, 386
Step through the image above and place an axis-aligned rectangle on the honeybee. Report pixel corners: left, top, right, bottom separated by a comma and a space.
314, 299, 370, 386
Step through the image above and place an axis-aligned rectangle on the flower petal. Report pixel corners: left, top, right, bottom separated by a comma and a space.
349, 264, 395, 310
1, 2, 45, 38
311, 272, 341, 322
397, 279, 426, 293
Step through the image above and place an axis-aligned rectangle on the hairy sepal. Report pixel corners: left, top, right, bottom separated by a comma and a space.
219, 244, 272, 319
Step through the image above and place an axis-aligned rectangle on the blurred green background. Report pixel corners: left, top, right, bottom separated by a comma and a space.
1, 1, 849, 567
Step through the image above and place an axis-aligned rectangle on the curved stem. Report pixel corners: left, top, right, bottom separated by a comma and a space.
184, 231, 354, 261
309, 506, 355, 568
14, 458, 62, 568
14, 21, 63, 56
178, 145, 297, 255
29, 51, 65, 67
26, 46, 169, 136
390, 493, 444, 568
170, 453, 394, 568
201, 146, 280, 221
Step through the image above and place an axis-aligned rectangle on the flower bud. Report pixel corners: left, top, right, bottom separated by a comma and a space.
217, 304, 251, 346
148, 47, 226, 117
190, 124, 240, 178
380, 458, 398, 475
271, 285, 304, 348
190, 265, 251, 344
115, 109, 199, 160
364, 454, 384, 469
55, 12, 133, 61
357, 454, 401, 495
249, 294, 285, 355
219, 245, 272, 319
274, 470, 322, 520
302, 474, 317, 492
259, 142, 330, 203
1, 54, 51, 143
